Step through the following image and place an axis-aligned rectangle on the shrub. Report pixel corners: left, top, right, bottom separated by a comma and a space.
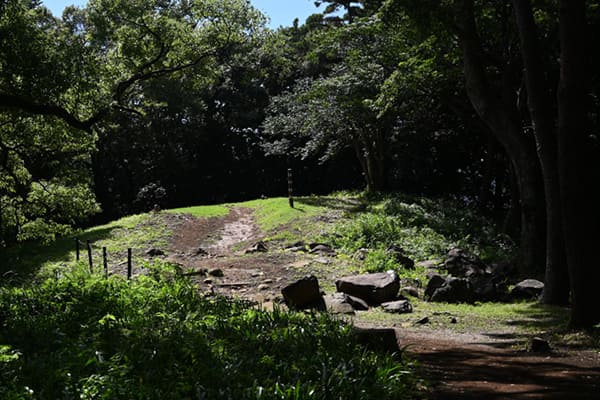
0, 263, 422, 399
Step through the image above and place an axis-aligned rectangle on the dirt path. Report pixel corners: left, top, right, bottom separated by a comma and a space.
395, 329, 600, 399
165, 207, 600, 399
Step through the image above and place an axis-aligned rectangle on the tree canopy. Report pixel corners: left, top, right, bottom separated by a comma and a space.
1, 0, 599, 327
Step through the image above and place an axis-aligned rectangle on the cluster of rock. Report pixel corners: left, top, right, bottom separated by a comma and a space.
424, 248, 545, 303
281, 271, 413, 315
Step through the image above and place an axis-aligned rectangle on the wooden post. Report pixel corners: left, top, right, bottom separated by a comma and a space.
86, 240, 93, 272
103, 247, 108, 278
127, 248, 132, 280
287, 168, 294, 208
75, 238, 80, 261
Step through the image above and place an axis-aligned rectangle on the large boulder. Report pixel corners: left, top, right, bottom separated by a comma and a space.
336, 271, 400, 305
510, 279, 544, 300
281, 275, 325, 310
444, 248, 489, 278
430, 277, 475, 303
424, 274, 447, 299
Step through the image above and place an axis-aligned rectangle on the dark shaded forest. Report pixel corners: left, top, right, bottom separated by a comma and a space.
1, 0, 599, 327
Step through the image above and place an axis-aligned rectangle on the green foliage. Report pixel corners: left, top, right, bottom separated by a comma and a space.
0, 263, 421, 399
333, 193, 515, 272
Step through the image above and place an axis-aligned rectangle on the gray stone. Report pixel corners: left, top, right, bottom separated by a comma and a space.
286, 241, 307, 252
430, 277, 475, 303
344, 294, 369, 311
281, 275, 325, 311
400, 286, 420, 298
192, 247, 208, 256
146, 248, 165, 257
245, 241, 268, 254
510, 279, 545, 300
257, 284, 270, 291
354, 248, 369, 260
444, 248, 489, 278
336, 271, 400, 305
424, 274, 447, 299
416, 259, 443, 269
309, 244, 337, 256
208, 269, 224, 277
323, 293, 355, 315
381, 300, 413, 314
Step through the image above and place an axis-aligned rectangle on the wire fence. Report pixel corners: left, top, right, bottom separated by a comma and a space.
75, 238, 133, 279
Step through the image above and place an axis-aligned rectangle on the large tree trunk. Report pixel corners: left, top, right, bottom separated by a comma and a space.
457, 0, 546, 274
513, 0, 570, 304
557, 0, 600, 328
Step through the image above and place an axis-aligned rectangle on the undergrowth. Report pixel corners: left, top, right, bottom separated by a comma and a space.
0, 262, 422, 399
331, 193, 515, 273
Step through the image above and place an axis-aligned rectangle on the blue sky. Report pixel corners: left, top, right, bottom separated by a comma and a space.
42, 0, 326, 28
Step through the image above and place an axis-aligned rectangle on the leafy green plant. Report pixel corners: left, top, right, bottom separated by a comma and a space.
0, 262, 423, 399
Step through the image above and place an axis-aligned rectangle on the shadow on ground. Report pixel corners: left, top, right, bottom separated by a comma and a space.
414, 344, 600, 399
1, 226, 118, 286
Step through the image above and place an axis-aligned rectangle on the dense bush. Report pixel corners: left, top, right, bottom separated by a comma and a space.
333, 194, 515, 273
0, 263, 421, 399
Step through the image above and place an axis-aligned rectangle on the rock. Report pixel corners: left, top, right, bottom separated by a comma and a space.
381, 300, 413, 314
424, 274, 447, 299
182, 268, 208, 277
354, 248, 369, 260
208, 269, 224, 277
416, 316, 430, 325
285, 241, 307, 252
314, 257, 331, 265
262, 279, 273, 284
309, 244, 337, 256
203, 278, 213, 284
386, 244, 415, 269
245, 241, 268, 254
444, 248, 489, 278
352, 327, 399, 354
470, 275, 509, 302
400, 286, 420, 298
281, 275, 325, 311
192, 247, 209, 256
323, 293, 356, 315
510, 279, 545, 300
336, 271, 400, 305
344, 294, 369, 311
257, 284, 270, 291
416, 259, 443, 269
430, 277, 474, 303
528, 337, 552, 353
146, 248, 165, 257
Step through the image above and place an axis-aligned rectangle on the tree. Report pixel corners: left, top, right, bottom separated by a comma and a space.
0, 0, 266, 242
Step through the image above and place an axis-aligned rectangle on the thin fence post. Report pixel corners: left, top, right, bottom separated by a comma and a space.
287, 168, 294, 208
103, 247, 108, 278
86, 240, 93, 272
75, 238, 80, 261
127, 248, 132, 280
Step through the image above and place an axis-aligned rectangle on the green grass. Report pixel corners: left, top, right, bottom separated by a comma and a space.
331, 193, 515, 273
0, 262, 423, 399
1, 213, 174, 283
166, 204, 230, 218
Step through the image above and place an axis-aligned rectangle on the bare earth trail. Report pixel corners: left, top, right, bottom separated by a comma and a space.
164, 207, 600, 399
